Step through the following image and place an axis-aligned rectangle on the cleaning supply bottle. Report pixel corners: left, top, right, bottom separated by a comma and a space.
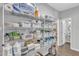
34, 7, 39, 17
13, 42, 21, 56
5, 43, 12, 56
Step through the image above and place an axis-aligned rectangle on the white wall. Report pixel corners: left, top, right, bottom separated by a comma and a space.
0, 5, 3, 56
36, 3, 58, 18
59, 6, 79, 51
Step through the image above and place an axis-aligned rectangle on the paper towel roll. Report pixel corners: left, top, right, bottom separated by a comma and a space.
5, 4, 13, 12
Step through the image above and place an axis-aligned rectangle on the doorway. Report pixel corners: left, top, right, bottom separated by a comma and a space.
57, 18, 72, 56
61, 18, 71, 45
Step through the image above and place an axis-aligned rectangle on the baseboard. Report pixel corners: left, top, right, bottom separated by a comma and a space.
65, 42, 70, 44
71, 47, 79, 52
66, 41, 70, 43
57, 43, 65, 47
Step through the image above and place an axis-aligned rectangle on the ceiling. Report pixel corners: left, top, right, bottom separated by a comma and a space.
48, 3, 79, 11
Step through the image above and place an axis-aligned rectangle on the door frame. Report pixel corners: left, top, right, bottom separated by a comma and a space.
57, 17, 72, 47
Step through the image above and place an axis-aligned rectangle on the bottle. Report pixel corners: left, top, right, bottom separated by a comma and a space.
5, 43, 12, 56
13, 42, 21, 56
34, 7, 39, 17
